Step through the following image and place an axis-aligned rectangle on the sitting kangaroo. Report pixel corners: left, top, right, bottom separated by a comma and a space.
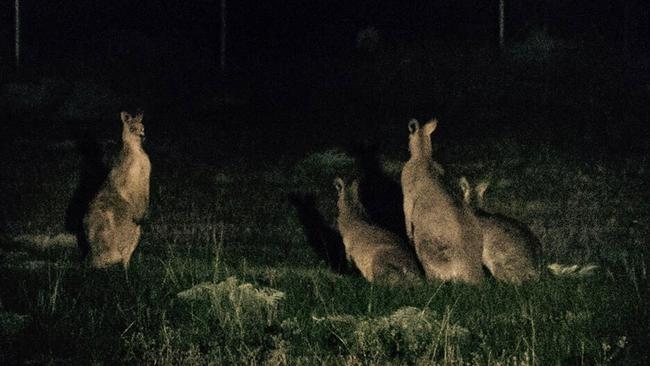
334, 177, 422, 286
459, 177, 541, 283
83, 111, 151, 269
401, 119, 484, 284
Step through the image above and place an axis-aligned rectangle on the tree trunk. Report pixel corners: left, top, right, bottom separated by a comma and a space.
220, 0, 226, 74
499, 0, 505, 50
623, 0, 631, 63
15, 0, 20, 69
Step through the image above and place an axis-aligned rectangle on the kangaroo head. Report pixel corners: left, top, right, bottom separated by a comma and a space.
334, 177, 363, 216
120, 111, 145, 143
407, 118, 437, 158
459, 177, 489, 208
459, 177, 472, 205
334, 177, 347, 212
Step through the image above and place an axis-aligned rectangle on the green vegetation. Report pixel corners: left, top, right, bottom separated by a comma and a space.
1, 136, 647, 365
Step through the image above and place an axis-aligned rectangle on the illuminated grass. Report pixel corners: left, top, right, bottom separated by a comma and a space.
0, 138, 647, 365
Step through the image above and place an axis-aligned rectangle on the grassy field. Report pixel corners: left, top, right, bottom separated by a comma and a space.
0, 129, 647, 365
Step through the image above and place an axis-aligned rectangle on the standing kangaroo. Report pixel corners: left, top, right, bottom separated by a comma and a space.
401, 119, 484, 284
83, 111, 151, 269
334, 178, 422, 286
459, 177, 541, 283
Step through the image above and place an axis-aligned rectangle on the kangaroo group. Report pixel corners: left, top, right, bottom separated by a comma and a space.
299, 118, 542, 286
75, 111, 541, 285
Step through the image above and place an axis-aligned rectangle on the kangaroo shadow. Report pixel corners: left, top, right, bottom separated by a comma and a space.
349, 139, 407, 242
64, 129, 112, 259
348, 140, 429, 277
288, 192, 355, 275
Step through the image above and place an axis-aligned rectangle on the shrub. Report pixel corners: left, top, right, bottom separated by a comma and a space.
177, 277, 285, 343
319, 307, 470, 364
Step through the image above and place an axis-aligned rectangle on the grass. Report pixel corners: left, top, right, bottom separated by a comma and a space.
0, 132, 647, 365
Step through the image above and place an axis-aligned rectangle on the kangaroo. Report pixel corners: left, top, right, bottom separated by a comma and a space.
288, 192, 349, 274
83, 111, 151, 269
459, 177, 541, 283
334, 177, 422, 286
401, 119, 484, 284
349, 140, 407, 241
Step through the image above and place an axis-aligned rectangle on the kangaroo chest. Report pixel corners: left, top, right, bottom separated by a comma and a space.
114, 150, 151, 205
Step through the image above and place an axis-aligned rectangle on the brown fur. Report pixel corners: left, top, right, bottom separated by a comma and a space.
335, 178, 422, 286
459, 177, 541, 283
83, 111, 151, 269
401, 119, 484, 284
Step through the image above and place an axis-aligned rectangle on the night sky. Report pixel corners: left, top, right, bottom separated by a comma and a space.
1, 0, 648, 154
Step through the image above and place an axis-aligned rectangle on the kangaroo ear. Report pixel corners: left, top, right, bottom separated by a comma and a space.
408, 119, 419, 134
423, 118, 438, 136
333, 177, 345, 194
475, 181, 489, 207
459, 177, 471, 204
432, 161, 445, 176
349, 179, 360, 196
134, 111, 144, 123
120, 111, 132, 124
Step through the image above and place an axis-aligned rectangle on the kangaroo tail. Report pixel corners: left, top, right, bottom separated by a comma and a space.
547, 263, 599, 277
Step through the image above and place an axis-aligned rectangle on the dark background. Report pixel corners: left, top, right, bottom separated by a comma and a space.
3, 1, 648, 59
1, 0, 649, 159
